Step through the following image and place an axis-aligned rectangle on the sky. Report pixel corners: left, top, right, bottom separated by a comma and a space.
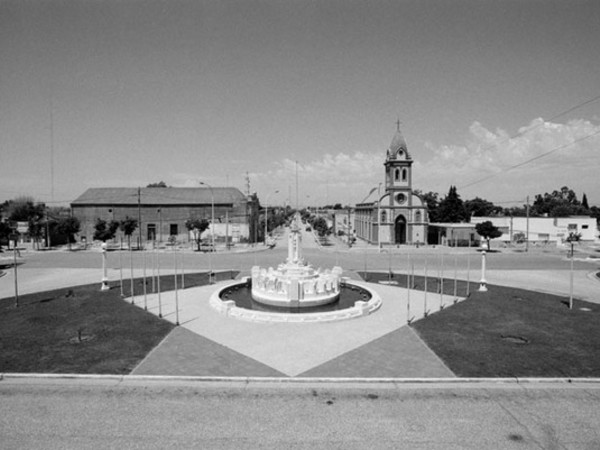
1, 0, 599, 209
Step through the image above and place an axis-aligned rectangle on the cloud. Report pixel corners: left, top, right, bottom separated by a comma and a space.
418, 118, 600, 202
252, 152, 383, 205
164, 117, 600, 207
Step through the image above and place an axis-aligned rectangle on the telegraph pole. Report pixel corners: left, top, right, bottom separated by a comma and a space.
137, 187, 142, 250
525, 196, 530, 252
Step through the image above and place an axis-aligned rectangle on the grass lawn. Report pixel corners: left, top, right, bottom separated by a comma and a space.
0, 271, 237, 374
367, 271, 600, 378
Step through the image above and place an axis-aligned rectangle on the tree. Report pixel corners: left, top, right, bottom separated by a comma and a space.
119, 217, 138, 249
55, 217, 81, 250
437, 186, 468, 223
512, 232, 526, 244
5, 196, 45, 222
582, 193, 589, 210
532, 186, 586, 217
312, 217, 330, 237
93, 218, 119, 242
414, 190, 440, 222
590, 206, 600, 227
185, 218, 210, 251
465, 197, 502, 218
503, 206, 528, 217
28, 216, 45, 250
147, 181, 168, 188
565, 232, 581, 258
475, 221, 502, 250
0, 221, 11, 252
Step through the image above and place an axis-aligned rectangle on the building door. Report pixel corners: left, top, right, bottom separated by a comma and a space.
147, 224, 156, 241
395, 215, 407, 244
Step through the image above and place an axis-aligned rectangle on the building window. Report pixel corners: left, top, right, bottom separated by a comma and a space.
381, 210, 387, 223
568, 224, 577, 231
402, 168, 407, 181
170, 224, 178, 236
394, 168, 400, 181
415, 211, 421, 222
582, 225, 589, 229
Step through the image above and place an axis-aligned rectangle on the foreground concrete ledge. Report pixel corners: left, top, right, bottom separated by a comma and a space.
2, 373, 600, 389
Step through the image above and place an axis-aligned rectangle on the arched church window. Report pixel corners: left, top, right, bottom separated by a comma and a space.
402, 168, 407, 181
394, 168, 400, 181
381, 210, 387, 223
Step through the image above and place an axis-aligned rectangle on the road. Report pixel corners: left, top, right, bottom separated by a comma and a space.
2, 231, 599, 302
1, 379, 599, 449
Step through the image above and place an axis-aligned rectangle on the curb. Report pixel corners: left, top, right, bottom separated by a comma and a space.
2, 373, 600, 388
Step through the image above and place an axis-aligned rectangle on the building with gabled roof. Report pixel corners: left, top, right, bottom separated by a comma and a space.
71, 187, 260, 246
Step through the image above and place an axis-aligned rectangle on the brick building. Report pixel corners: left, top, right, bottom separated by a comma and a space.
71, 187, 260, 246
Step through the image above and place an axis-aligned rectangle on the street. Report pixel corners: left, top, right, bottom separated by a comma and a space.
1, 379, 599, 449
2, 231, 599, 303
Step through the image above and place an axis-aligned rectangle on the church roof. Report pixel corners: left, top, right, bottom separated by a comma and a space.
386, 126, 412, 160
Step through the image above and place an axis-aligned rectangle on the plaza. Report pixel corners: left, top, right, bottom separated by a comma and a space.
2, 223, 599, 379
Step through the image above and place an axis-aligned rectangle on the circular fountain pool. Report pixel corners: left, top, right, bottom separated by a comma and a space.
210, 278, 382, 323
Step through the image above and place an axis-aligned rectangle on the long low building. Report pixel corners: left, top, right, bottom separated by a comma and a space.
71, 187, 260, 246
470, 216, 598, 243
430, 216, 598, 247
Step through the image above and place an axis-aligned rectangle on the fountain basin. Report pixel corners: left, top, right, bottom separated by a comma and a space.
210, 277, 382, 323
251, 264, 343, 308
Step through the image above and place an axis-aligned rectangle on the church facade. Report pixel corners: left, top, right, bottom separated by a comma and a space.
355, 127, 428, 245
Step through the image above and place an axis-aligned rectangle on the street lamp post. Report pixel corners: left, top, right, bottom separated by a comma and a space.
157, 208, 162, 244
101, 243, 109, 291
199, 181, 215, 283
377, 183, 382, 252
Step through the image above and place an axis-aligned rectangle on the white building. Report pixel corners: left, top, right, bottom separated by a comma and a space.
471, 216, 598, 243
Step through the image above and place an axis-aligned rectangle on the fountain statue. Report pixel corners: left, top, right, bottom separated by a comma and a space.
251, 213, 343, 308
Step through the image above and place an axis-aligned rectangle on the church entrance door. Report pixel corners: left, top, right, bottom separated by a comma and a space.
395, 215, 407, 244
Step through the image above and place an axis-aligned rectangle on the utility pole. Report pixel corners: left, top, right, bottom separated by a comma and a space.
137, 187, 142, 250
45, 206, 51, 248
225, 211, 229, 250
525, 196, 530, 252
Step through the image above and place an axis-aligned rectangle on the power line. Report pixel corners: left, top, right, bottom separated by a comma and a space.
457, 93, 600, 190
459, 128, 600, 190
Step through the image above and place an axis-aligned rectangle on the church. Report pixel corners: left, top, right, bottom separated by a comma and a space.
355, 125, 429, 245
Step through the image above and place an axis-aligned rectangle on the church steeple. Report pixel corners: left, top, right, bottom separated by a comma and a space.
386, 121, 411, 161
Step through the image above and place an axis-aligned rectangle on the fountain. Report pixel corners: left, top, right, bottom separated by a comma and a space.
250, 213, 343, 308
210, 213, 382, 323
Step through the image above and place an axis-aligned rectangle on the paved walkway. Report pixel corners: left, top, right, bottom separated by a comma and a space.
130, 274, 460, 377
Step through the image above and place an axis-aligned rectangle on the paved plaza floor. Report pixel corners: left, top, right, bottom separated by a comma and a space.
130, 274, 459, 378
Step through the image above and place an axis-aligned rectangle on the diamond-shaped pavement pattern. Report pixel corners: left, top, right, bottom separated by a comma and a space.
132, 326, 285, 377
127, 279, 461, 377
298, 325, 454, 378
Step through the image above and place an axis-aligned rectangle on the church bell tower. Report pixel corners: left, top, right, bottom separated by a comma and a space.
384, 121, 413, 208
